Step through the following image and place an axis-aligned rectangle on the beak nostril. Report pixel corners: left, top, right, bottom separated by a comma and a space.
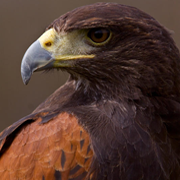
45, 42, 52, 47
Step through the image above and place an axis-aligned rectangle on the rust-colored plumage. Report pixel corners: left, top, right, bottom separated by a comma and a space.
1, 2, 180, 180
0, 112, 92, 179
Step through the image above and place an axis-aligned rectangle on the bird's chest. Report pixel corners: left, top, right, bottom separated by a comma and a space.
70, 101, 171, 179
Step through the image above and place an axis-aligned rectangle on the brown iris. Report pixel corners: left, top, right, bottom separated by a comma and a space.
88, 28, 110, 43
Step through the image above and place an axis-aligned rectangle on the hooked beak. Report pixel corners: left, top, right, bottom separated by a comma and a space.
21, 28, 95, 85
21, 40, 53, 85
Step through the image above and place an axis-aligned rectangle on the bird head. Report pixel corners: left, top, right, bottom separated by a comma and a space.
21, 3, 180, 99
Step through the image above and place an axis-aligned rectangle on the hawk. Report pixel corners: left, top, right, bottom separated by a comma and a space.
1, 2, 180, 180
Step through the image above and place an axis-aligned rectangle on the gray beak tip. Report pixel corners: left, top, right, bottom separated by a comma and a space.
22, 76, 30, 85
21, 68, 32, 85
21, 56, 33, 85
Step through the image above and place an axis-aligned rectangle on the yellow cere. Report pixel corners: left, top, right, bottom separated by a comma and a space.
38, 29, 57, 50
38, 28, 95, 61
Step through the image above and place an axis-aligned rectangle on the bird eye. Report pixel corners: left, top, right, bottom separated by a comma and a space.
88, 28, 110, 44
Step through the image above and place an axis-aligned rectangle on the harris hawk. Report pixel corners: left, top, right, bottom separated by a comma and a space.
1, 2, 180, 180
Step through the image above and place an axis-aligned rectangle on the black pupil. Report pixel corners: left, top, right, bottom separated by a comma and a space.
94, 30, 103, 39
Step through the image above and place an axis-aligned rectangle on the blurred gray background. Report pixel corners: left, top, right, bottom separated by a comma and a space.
0, 0, 180, 131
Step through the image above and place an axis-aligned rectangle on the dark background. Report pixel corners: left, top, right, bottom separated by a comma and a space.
0, 0, 180, 132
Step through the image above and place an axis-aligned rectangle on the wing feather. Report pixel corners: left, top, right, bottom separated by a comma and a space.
0, 112, 93, 180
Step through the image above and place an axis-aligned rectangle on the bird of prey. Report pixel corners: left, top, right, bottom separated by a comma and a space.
1, 2, 180, 180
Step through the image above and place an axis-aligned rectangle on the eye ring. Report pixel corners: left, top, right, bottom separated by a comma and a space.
88, 28, 110, 44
